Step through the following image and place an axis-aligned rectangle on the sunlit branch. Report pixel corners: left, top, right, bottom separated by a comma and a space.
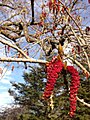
0, 38, 30, 59
77, 96, 90, 108
69, 25, 90, 70
59, 0, 86, 45
0, 57, 47, 64
69, 57, 90, 77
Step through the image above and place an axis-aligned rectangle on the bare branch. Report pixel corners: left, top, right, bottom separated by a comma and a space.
0, 3, 15, 9
59, 0, 86, 45
69, 57, 90, 77
69, 24, 90, 70
0, 38, 30, 59
0, 57, 47, 64
77, 96, 90, 108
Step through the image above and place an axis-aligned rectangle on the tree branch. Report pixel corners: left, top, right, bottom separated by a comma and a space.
69, 24, 90, 70
0, 57, 47, 64
0, 3, 15, 9
59, 0, 86, 45
69, 57, 90, 77
0, 38, 30, 59
77, 96, 90, 108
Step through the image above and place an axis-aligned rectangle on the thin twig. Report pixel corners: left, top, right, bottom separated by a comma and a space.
77, 96, 90, 108
0, 3, 15, 9
59, 0, 86, 45
69, 24, 90, 70
69, 57, 90, 77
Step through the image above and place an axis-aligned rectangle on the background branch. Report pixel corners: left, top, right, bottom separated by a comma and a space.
77, 96, 90, 108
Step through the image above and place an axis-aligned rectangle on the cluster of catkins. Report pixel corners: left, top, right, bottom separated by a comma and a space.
43, 57, 80, 117
48, 0, 60, 13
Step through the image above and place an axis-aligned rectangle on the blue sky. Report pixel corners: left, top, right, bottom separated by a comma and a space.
0, 42, 40, 109
0, 39, 25, 108
0, 63, 25, 108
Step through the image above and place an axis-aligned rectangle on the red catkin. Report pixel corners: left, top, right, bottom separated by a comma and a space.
67, 66, 80, 117
43, 57, 63, 99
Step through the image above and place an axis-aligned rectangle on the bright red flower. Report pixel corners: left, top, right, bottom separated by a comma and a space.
43, 57, 63, 99
67, 66, 80, 117
43, 57, 80, 118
